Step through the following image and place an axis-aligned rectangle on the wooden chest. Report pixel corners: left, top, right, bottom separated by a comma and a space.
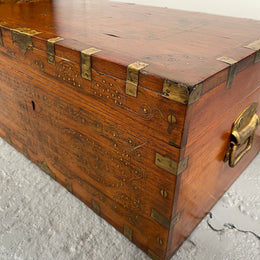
0, 1, 259, 259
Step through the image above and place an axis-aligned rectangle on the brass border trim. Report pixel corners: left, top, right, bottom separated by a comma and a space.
217, 56, 238, 89
47, 37, 64, 65
126, 61, 149, 97
81, 47, 101, 81
155, 153, 188, 176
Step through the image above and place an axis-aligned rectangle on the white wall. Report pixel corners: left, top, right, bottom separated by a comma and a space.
112, 0, 260, 20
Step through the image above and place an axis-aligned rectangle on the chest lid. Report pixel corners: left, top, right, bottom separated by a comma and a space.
0, 0, 259, 104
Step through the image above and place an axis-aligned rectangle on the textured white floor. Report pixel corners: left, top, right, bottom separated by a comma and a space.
0, 137, 259, 260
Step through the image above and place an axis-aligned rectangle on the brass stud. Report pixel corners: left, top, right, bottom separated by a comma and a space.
110, 83, 113, 86
102, 80, 106, 83
107, 96, 110, 99
112, 93, 115, 97
107, 89, 110, 92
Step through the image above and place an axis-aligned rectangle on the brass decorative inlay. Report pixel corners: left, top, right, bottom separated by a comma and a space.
11, 28, 41, 55
81, 47, 101, 81
162, 80, 202, 104
147, 249, 161, 260
38, 161, 56, 180
47, 37, 64, 65
217, 56, 238, 89
92, 200, 100, 215
225, 103, 259, 167
0, 28, 3, 46
125, 61, 149, 97
65, 180, 73, 193
151, 209, 181, 230
245, 39, 260, 63
155, 153, 188, 175
123, 225, 133, 241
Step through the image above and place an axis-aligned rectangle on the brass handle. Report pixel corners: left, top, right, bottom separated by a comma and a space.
225, 103, 259, 168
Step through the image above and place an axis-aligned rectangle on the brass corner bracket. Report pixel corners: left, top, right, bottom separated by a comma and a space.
11, 27, 41, 55
217, 56, 238, 89
125, 61, 149, 97
162, 80, 202, 104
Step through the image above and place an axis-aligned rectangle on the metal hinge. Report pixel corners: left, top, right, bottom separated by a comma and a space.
245, 39, 260, 63
162, 80, 202, 104
155, 153, 188, 176
81, 47, 101, 81
47, 37, 64, 65
217, 56, 238, 89
11, 28, 41, 55
125, 61, 148, 97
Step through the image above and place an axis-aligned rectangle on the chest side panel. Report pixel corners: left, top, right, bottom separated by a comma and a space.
168, 87, 260, 258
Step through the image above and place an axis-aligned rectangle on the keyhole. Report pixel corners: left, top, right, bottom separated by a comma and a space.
31, 101, 35, 111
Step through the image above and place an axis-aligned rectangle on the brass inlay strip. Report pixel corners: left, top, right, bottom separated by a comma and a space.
81, 47, 101, 81
38, 161, 56, 180
155, 153, 188, 176
47, 37, 64, 65
92, 200, 100, 215
125, 61, 148, 97
162, 80, 202, 104
11, 27, 41, 55
147, 249, 161, 260
123, 225, 133, 241
217, 56, 238, 89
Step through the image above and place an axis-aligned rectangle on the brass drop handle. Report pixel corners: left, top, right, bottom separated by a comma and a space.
225, 103, 259, 168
